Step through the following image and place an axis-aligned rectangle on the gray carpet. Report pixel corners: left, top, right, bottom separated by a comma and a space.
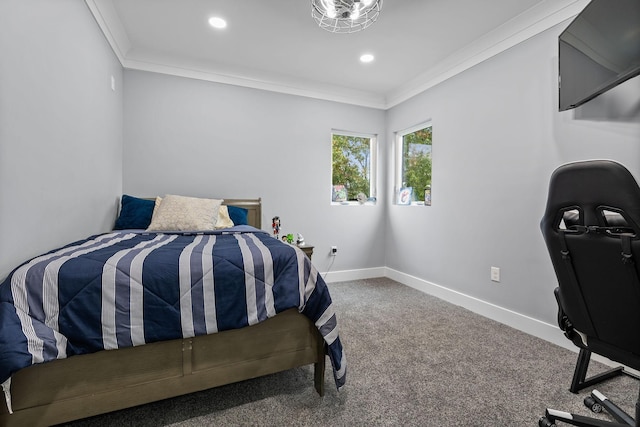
61, 278, 637, 426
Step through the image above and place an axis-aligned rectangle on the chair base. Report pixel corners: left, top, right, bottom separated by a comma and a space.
540, 388, 637, 426
571, 348, 626, 393
539, 349, 640, 426
540, 409, 633, 426
538, 390, 640, 427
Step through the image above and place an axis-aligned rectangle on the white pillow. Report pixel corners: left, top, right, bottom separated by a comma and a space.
152, 196, 233, 229
147, 195, 222, 231
215, 205, 235, 229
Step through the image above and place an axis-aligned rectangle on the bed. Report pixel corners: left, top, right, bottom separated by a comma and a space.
0, 197, 345, 427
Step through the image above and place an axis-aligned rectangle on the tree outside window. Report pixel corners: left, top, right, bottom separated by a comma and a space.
332, 133, 376, 203
399, 125, 432, 204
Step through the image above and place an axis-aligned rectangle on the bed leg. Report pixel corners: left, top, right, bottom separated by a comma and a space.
314, 344, 326, 396
314, 360, 325, 396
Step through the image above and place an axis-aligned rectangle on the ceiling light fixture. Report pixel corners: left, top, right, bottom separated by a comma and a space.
360, 53, 374, 63
208, 16, 227, 29
311, 0, 382, 34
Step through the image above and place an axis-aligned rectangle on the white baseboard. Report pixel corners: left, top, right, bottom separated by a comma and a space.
324, 266, 638, 372
323, 266, 567, 347
388, 268, 640, 372
383, 268, 574, 350
322, 267, 386, 284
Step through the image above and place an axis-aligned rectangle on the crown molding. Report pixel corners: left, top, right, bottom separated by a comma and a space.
86, 0, 589, 111
122, 57, 388, 109
85, 0, 131, 63
384, 0, 590, 109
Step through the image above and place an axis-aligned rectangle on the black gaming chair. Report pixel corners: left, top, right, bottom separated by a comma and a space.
539, 160, 640, 427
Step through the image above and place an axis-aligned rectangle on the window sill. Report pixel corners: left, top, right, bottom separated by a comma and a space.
395, 202, 430, 206
331, 201, 377, 206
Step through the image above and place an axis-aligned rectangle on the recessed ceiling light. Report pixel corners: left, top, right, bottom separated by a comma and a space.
208, 16, 227, 29
360, 54, 375, 63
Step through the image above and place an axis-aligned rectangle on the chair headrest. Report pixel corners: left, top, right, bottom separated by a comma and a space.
541, 160, 640, 232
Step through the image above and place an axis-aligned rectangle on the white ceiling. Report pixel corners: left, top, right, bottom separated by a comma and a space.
86, 0, 589, 109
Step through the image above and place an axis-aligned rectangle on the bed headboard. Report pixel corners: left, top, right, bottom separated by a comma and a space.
223, 198, 262, 229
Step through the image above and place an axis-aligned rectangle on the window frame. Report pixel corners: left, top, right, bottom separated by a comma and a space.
394, 121, 433, 206
330, 130, 378, 206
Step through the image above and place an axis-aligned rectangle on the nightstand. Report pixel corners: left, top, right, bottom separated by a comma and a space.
298, 245, 314, 260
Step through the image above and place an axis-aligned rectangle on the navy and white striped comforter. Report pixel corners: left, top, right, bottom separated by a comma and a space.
0, 227, 346, 389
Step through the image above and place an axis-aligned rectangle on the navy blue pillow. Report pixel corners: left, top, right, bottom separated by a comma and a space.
114, 195, 155, 230
227, 205, 249, 225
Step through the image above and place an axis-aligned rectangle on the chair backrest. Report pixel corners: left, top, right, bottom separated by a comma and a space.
541, 160, 640, 369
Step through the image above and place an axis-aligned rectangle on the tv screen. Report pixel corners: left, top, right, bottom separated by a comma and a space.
558, 0, 640, 111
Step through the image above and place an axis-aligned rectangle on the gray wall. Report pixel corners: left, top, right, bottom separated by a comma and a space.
384, 22, 640, 326
0, 0, 123, 279
3, 1, 639, 335
122, 70, 387, 274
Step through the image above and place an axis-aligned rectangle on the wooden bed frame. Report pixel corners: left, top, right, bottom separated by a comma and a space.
0, 198, 326, 427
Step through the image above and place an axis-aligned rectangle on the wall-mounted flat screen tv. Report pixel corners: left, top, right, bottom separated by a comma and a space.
558, 0, 640, 111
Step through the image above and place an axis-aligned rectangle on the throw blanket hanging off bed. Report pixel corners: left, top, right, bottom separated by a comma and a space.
0, 228, 346, 394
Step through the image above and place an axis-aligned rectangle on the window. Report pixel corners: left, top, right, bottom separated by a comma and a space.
331, 132, 377, 204
395, 123, 432, 205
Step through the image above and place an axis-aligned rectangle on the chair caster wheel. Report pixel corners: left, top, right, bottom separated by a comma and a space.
584, 395, 603, 413
539, 416, 556, 427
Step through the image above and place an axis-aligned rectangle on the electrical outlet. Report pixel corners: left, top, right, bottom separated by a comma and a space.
490, 266, 500, 282
331, 246, 338, 256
